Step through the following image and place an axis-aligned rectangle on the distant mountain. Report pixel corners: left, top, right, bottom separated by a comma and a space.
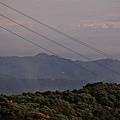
0, 53, 120, 81
0, 53, 120, 94
0, 74, 87, 94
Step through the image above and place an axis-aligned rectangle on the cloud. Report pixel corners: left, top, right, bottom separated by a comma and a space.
58, 22, 120, 32
81, 23, 120, 29
0, 18, 16, 26
107, 17, 120, 22
0, 0, 120, 60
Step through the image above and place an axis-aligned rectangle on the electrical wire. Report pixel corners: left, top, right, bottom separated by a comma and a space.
0, 25, 109, 81
23, 0, 105, 26
1, 13, 120, 76
0, 1, 118, 61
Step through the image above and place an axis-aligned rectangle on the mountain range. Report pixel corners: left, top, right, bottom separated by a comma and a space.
0, 74, 87, 94
0, 53, 120, 94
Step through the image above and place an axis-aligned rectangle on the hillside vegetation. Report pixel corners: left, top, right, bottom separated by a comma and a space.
0, 82, 120, 120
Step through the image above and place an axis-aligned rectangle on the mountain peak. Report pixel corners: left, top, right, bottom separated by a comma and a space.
34, 53, 49, 57
0, 53, 120, 82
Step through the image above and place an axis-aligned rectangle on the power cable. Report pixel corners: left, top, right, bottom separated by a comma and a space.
0, 1, 118, 61
22, 0, 78, 25
0, 25, 109, 81
1, 13, 120, 76
23, 0, 105, 26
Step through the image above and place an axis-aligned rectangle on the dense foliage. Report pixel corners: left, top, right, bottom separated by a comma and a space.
0, 82, 120, 120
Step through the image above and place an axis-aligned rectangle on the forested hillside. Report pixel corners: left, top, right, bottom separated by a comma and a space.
0, 82, 120, 120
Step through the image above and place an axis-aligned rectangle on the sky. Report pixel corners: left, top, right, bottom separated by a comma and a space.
0, 0, 120, 61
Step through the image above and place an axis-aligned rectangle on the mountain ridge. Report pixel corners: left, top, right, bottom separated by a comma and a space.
0, 53, 120, 80
0, 53, 120, 94
0, 73, 87, 94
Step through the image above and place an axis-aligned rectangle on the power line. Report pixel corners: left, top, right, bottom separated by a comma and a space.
22, 0, 73, 24
0, 26, 58, 56
1, 13, 120, 76
0, 1, 118, 60
23, 0, 105, 26
0, 25, 109, 81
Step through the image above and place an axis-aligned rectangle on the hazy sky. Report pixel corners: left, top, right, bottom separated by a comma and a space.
0, 0, 120, 60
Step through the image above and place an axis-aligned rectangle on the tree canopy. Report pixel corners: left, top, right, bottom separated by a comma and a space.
0, 82, 120, 120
